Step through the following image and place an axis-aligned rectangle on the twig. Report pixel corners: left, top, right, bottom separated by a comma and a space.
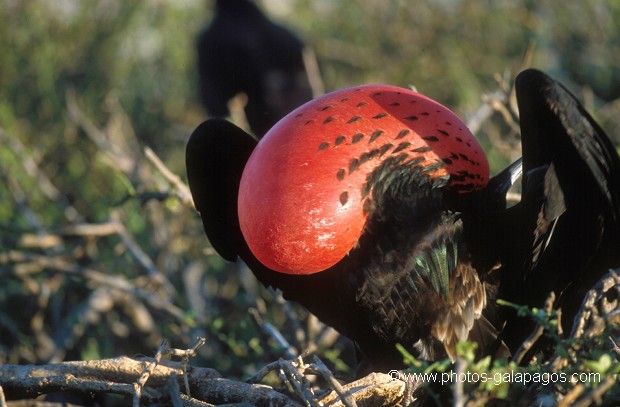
3, 373, 141, 399
50, 286, 119, 363
167, 373, 184, 407
610, 336, 620, 357
1, 172, 46, 234
303, 324, 342, 360
227, 93, 252, 134
61, 222, 120, 237
249, 307, 299, 360
558, 383, 584, 407
0, 127, 82, 223
453, 356, 465, 407
570, 271, 620, 339
12, 213, 177, 299
556, 308, 563, 336
513, 291, 556, 365
66, 89, 137, 174
246, 360, 281, 384
551, 270, 620, 372
280, 358, 317, 407
0, 250, 187, 323
0, 384, 6, 407
164, 337, 208, 398
572, 375, 617, 407
110, 209, 176, 297
466, 89, 506, 136
0, 356, 301, 406
135, 339, 169, 405
312, 355, 357, 407
144, 146, 194, 208
246, 357, 320, 406
178, 393, 216, 407
164, 337, 207, 360
302, 47, 325, 98
244, 357, 315, 405
318, 372, 406, 407
277, 293, 306, 350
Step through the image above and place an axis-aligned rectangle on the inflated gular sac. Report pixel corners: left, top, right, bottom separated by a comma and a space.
238, 85, 489, 274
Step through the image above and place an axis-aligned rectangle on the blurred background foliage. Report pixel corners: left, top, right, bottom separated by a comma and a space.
1, 0, 620, 387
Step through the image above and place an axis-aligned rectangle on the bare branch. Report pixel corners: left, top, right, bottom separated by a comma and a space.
572, 375, 617, 407
0, 250, 186, 323
144, 146, 194, 208
0, 127, 82, 223
0, 356, 300, 406
0, 384, 6, 407
513, 291, 556, 365
312, 356, 357, 407
136, 339, 169, 403
318, 372, 406, 407
250, 307, 299, 360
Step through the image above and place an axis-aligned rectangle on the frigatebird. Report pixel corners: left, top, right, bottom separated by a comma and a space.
196, 0, 314, 137
186, 69, 620, 371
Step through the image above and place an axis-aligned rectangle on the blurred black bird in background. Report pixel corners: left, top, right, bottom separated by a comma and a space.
196, 0, 318, 137
186, 68, 620, 373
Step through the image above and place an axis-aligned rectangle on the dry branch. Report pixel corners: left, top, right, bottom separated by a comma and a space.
512, 291, 556, 365
0, 356, 301, 406
318, 373, 406, 407
144, 146, 195, 209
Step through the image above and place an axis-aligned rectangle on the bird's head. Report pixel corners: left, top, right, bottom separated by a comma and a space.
238, 85, 489, 274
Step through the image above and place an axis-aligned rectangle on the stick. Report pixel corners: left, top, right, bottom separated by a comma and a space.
144, 147, 194, 208
513, 292, 556, 365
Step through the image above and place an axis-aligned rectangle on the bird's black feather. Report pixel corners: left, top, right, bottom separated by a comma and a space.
496, 69, 620, 353
186, 120, 352, 345
186, 119, 256, 261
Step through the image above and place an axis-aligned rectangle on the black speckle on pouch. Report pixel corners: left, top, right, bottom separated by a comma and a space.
369, 130, 384, 143
379, 143, 393, 156
349, 158, 360, 174
393, 142, 411, 154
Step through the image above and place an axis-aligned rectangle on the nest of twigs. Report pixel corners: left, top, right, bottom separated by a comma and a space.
0, 270, 618, 407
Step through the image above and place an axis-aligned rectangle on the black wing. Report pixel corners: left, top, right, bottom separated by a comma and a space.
516, 68, 620, 272
186, 119, 350, 334
499, 69, 620, 350
186, 118, 257, 261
